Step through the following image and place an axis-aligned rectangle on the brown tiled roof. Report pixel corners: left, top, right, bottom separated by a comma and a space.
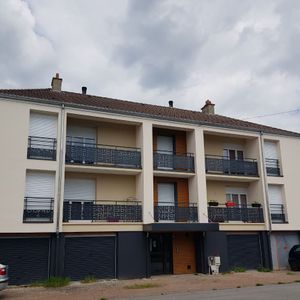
0, 88, 299, 137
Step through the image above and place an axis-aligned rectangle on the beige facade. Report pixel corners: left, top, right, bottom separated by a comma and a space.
1, 94, 300, 235
0, 99, 61, 233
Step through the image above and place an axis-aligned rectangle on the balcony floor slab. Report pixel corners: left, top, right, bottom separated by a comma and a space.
62, 222, 143, 232
206, 173, 259, 182
153, 170, 195, 178
65, 164, 142, 175
143, 223, 219, 232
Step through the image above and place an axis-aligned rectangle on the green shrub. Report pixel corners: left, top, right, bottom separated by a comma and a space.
124, 283, 160, 289
40, 277, 70, 288
257, 267, 272, 272
81, 276, 97, 284
231, 266, 246, 273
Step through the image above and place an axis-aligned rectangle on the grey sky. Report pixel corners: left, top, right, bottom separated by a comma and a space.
0, 0, 299, 132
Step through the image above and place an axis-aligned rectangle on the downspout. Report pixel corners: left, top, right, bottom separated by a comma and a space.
56, 103, 66, 234
54, 103, 66, 276
259, 131, 273, 268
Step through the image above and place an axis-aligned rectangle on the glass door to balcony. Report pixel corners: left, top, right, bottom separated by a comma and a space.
156, 183, 176, 222
66, 125, 97, 164
64, 178, 95, 221
156, 135, 174, 170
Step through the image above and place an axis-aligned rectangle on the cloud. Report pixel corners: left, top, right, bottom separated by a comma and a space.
0, 0, 55, 87
0, 0, 299, 132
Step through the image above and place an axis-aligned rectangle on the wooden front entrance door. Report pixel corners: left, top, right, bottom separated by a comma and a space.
172, 232, 196, 274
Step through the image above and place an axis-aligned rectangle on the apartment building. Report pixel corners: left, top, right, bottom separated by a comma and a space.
0, 74, 299, 284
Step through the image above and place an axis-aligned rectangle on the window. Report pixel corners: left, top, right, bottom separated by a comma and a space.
223, 149, 244, 160
23, 171, 55, 223
268, 185, 286, 223
225, 187, 248, 207
157, 135, 174, 154
264, 141, 281, 176
27, 112, 58, 160
157, 183, 175, 206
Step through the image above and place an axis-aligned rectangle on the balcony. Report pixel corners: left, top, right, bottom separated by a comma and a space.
23, 197, 54, 223
153, 151, 194, 172
208, 204, 264, 223
154, 202, 198, 222
65, 140, 141, 169
63, 200, 142, 222
270, 204, 286, 223
27, 136, 57, 160
205, 155, 258, 177
265, 158, 281, 176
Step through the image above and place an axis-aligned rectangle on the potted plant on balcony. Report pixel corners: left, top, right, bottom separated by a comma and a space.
225, 201, 236, 207
208, 200, 219, 207
251, 201, 261, 208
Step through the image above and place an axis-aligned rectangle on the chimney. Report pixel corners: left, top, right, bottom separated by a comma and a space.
51, 73, 62, 92
201, 99, 215, 115
168, 100, 173, 108
82, 86, 87, 95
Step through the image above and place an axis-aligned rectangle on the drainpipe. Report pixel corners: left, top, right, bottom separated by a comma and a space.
54, 103, 66, 276
259, 131, 272, 232
259, 131, 273, 269
56, 103, 66, 234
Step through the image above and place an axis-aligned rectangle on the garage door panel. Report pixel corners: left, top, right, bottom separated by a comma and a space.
0, 238, 49, 285
64, 236, 115, 280
228, 235, 262, 270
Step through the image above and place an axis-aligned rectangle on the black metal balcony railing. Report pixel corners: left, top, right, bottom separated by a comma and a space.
153, 151, 194, 172
63, 200, 142, 222
154, 202, 198, 222
27, 136, 57, 160
208, 204, 264, 223
270, 204, 286, 223
265, 158, 281, 176
23, 197, 54, 223
205, 155, 259, 177
65, 140, 141, 169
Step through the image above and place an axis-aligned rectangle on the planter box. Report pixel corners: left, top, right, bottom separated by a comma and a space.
251, 203, 261, 208
225, 202, 236, 207
208, 201, 219, 207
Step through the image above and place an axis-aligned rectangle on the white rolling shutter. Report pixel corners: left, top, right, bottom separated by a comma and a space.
268, 185, 284, 215
268, 185, 283, 205
64, 178, 96, 202
25, 172, 55, 198
264, 141, 278, 159
157, 136, 174, 153
67, 126, 96, 144
29, 113, 57, 138
25, 172, 55, 211
158, 183, 175, 206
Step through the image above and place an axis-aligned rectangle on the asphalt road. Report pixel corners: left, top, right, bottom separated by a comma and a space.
125, 283, 300, 300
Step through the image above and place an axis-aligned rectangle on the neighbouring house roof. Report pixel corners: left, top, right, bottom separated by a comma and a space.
0, 88, 299, 138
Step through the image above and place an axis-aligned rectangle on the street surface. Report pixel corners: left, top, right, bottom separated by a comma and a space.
127, 283, 300, 300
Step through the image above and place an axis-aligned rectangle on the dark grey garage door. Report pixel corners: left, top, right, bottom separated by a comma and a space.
64, 236, 116, 280
0, 238, 50, 285
228, 234, 262, 269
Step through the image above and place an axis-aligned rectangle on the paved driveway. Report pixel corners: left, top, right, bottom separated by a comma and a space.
127, 283, 300, 300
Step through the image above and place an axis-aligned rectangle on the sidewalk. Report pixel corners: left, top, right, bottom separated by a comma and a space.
3, 270, 300, 300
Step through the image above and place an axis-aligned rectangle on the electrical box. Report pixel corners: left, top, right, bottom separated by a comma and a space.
208, 256, 221, 275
